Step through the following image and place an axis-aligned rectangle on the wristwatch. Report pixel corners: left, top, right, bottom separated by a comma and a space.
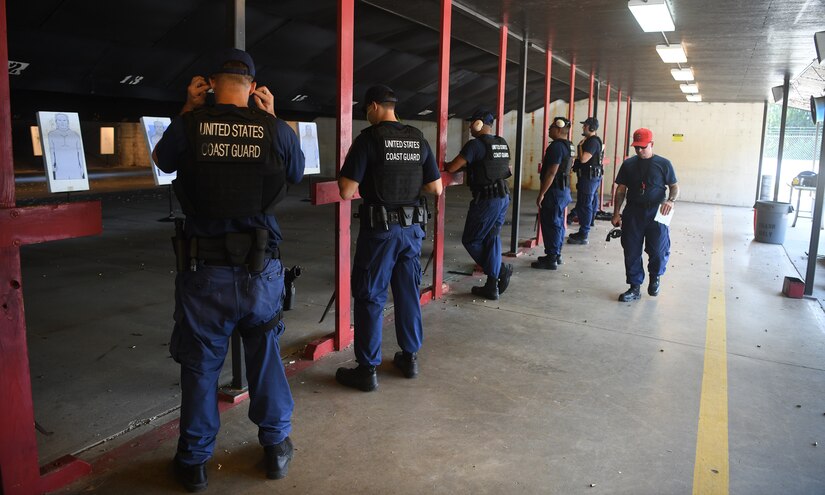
666, 198, 676, 203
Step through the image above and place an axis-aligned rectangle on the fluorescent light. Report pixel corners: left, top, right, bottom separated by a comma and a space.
656, 44, 687, 63
671, 67, 694, 81
417, 109, 433, 116
628, 0, 675, 32
680, 83, 699, 94
686, 94, 702, 102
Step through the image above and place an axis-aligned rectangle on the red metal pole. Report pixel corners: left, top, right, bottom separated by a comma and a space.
599, 82, 611, 207
334, 0, 354, 350
587, 70, 595, 117
623, 95, 631, 161
432, 0, 451, 299
611, 88, 622, 201
496, 25, 507, 136
567, 62, 576, 136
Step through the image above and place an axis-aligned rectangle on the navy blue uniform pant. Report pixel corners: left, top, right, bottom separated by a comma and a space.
462, 195, 510, 277
620, 203, 671, 285
572, 176, 602, 236
171, 258, 293, 466
352, 224, 425, 366
540, 187, 572, 256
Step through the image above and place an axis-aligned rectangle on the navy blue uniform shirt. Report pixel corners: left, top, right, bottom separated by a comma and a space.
340, 121, 440, 202
541, 139, 571, 182
616, 154, 677, 205
459, 137, 487, 164
154, 104, 305, 248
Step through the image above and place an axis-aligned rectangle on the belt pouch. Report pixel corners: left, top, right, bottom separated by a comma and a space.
225, 233, 252, 265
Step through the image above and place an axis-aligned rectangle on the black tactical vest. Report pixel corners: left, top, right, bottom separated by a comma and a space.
547, 139, 573, 190
575, 135, 603, 174
176, 106, 286, 219
364, 123, 425, 207
467, 134, 511, 189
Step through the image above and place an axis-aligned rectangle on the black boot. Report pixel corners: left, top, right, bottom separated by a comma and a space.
618, 285, 641, 302
648, 276, 661, 296
335, 364, 378, 392
471, 276, 499, 300
531, 255, 558, 270
264, 437, 294, 480
498, 263, 513, 295
393, 351, 419, 378
556, 254, 563, 265
174, 457, 207, 493
567, 233, 588, 244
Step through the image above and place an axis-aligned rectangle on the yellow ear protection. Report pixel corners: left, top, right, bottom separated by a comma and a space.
471, 119, 484, 132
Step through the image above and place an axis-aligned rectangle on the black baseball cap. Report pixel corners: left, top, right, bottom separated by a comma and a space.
580, 117, 599, 130
211, 48, 255, 78
466, 109, 495, 126
362, 85, 398, 111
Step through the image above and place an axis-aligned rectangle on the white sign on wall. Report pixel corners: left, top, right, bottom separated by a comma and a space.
140, 116, 176, 186
36, 111, 90, 193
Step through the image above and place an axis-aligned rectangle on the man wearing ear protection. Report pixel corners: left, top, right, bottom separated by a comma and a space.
336, 85, 443, 391
532, 117, 573, 270
153, 48, 305, 491
567, 117, 603, 245
445, 109, 513, 300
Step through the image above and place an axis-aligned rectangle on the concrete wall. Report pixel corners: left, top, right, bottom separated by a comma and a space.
628, 102, 763, 207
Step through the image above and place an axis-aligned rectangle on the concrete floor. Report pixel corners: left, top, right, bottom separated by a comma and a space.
14, 176, 825, 494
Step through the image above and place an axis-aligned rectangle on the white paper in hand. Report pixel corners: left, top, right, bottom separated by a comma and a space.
654, 205, 674, 226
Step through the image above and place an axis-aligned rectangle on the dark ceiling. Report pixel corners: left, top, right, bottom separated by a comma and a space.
6, 0, 825, 123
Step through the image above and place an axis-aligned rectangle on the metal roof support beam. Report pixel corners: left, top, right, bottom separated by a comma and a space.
523, 47, 553, 250
754, 101, 769, 203
610, 88, 622, 202
600, 82, 611, 207
623, 96, 632, 160
227, 0, 245, 49
804, 122, 825, 295
508, 36, 529, 254
774, 74, 790, 201
587, 70, 595, 117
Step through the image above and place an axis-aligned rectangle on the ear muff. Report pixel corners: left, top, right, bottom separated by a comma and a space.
471, 119, 484, 132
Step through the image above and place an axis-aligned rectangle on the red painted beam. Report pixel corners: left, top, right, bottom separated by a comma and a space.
611, 88, 622, 200
38, 456, 92, 494
623, 95, 631, 161
0, 202, 102, 248
496, 25, 507, 135
311, 180, 359, 205
587, 70, 595, 117
432, 0, 451, 300
335, 0, 354, 352
567, 62, 576, 133
600, 82, 611, 207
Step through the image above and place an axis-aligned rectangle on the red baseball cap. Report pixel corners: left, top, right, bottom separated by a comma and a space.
631, 128, 653, 147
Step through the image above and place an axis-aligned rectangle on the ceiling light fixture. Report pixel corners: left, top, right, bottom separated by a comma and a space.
671, 67, 694, 81
686, 94, 702, 102
656, 44, 687, 63
627, 0, 675, 32
417, 109, 433, 116
680, 83, 699, 94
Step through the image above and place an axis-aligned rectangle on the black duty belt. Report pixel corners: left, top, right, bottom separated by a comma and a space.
357, 203, 429, 230
627, 201, 660, 209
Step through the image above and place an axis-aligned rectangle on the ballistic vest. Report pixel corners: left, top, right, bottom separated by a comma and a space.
364, 122, 425, 207
467, 134, 511, 189
176, 106, 286, 219
574, 135, 603, 177
547, 139, 573, 190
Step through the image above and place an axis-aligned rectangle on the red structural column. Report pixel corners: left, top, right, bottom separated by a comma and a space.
0, 1, 102, 492
334, 0, 354, 350
567, 62, 576, 128
496, 25, 507, 136
430, 0, 452, 300
599, 82, 611, 207
623, 95, 631, 161
587, 70, 595, 117
610, 88, 622, 201
305, 0, 355, 359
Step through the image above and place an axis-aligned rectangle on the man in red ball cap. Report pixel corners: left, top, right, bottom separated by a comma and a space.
611, 127, 679, 302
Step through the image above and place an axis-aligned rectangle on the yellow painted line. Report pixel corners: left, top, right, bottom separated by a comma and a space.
692, 207, 729, 494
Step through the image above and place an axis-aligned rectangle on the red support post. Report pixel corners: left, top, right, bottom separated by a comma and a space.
496, 25, 507, 136
334, 0, 354, 351
610, 88, 622, 201
430, 0, 451, 299
567, 62, 576, 131
587, 70, 595, 117
623, 95, 631, 161
600, 82, 611, 207
0, 1, 101, 492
